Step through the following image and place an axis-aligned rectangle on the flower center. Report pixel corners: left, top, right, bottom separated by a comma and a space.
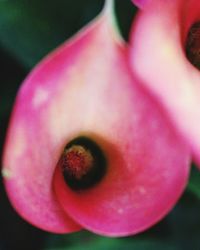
185, 21, 200, 69
60, 136, 107, 190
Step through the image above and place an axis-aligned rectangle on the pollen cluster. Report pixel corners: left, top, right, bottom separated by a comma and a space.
61, 145, 93, 180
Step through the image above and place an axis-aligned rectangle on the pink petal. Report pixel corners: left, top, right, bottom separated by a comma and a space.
2, 1, 190, 236
131, 0, 151, 9
50, 8, 190, 235
129, 0, 200, 168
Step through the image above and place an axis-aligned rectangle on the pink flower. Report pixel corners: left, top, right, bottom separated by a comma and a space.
131, 0, 151, 9
2, 1, 190, 236
129, 0, 200, 168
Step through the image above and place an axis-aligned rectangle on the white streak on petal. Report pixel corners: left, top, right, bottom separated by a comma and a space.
2, 168, 13, 179
32, 87, 49, 108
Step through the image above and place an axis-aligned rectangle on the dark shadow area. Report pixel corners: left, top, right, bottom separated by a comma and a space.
0, 46, 49, 250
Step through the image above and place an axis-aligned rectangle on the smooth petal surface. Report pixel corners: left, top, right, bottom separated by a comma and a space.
47, 6, 190, 236
2, 1, 190, 236
129, 0, 200, 167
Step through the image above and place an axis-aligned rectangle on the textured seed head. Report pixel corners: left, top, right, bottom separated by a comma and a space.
61, 145, 93, 180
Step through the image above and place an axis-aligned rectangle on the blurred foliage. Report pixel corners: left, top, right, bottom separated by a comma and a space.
188, 165, 200, 199
0, 0, 135, 68
0, 0, 103, 67
0, 0, 200, 249
45, 231, 176, 250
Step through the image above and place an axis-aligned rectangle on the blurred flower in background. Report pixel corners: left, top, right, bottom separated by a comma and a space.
130, 0, 200, 169
0, 0, 200, 250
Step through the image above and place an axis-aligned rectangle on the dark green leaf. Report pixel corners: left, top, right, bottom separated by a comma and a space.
167, 191, 200, 250
0, 0, 137, 68
0, 0, 104, 68
187, 165, 200, 198
45, 231, 176, 250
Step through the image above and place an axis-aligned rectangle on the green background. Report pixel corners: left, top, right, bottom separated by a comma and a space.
0, 0, 200, 249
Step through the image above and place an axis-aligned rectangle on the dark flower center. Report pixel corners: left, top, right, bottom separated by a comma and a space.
60, 136, 107, 190
185, 21, 200, 69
